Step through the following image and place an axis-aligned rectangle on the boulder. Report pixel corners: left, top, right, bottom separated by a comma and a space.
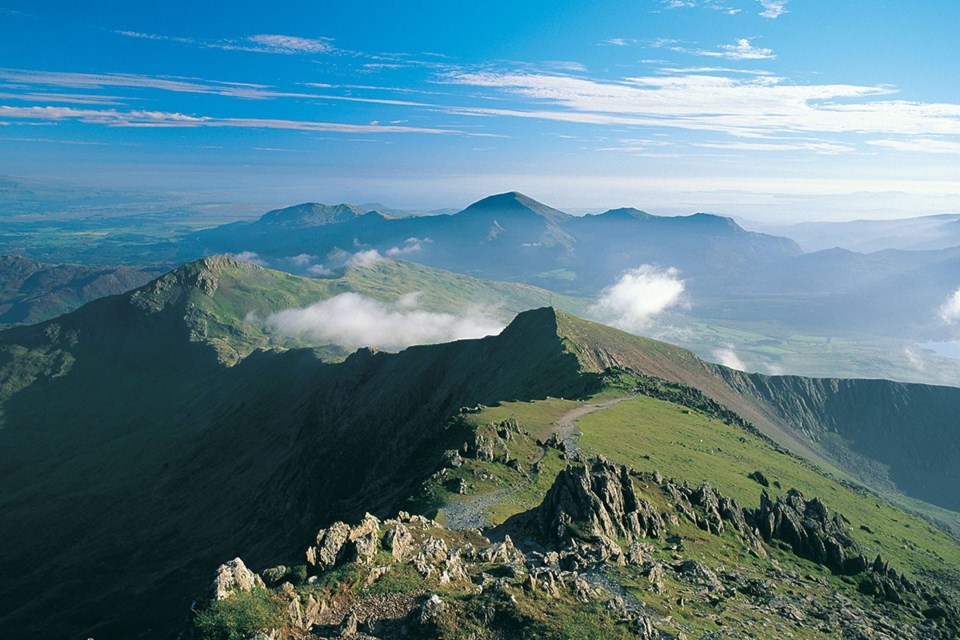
209, 558, 264, 602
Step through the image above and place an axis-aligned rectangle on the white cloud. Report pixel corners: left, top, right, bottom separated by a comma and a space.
229, 251, 267, 266
246, 34, 331, 54
114, 30, 333, 55
346, 249, 384, 267
0, 105, 457, 135
694, 39, 776, 61
287, 253, 318, 266
386, 237, 430, 256
712, 345, 746, 370
694, 140, 854, 154
758, 0, 789, 19
904, 347, 926, 371
263, 292, 504, 351
307, 264, 334, 276
445, 70, 960, 140
589, 265, 685, 332
939, 288, 960, 324
868, 138, 960, 154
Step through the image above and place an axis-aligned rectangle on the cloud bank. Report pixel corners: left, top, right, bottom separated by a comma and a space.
939, 287, 960, 324
589, 265, 685, 332
264, 292, 504, 351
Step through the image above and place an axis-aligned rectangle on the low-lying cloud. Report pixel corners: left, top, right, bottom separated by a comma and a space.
346, 249, 384, 267
712, 345, 746, 371
386, 237, 430, 256
589, 265, 685, 332
229, 251, 268, 266
939, 287, 960, 324
264, 292, 505, 351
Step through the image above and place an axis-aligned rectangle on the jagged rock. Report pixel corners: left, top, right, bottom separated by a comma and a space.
383, 520, 414, 561
748, 470, 770, 487
526, 567, 561, 598
634, 615, 660, 639
674, 559, 722, 591
541, 432, 565, 450
470, 435, 497, 461
442, 449, 464, 468
363, 565, 391, 589
209, 558, 265, 601
306, 521, 352, 572
537, 458, 664, 547
480, 535, 523, 564
645, 561, 666, 594
750, 490, 868, 575
416, 594, 448, 627
413, 537, 449, 577
350, 513, 381, 565
661, 481, 697, 524
449, 477, 468, 494
261, 565, 287, 585
690, 481, 724, 535
338, 610, 359, 637
625, 542, 652, 566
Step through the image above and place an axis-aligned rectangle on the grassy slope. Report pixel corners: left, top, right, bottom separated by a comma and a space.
410, 388, 960, 639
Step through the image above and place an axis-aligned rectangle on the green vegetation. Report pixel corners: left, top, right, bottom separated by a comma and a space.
192, 588, 285, 640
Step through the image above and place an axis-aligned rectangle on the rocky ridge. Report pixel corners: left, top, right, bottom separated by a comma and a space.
187, 458, 958, 639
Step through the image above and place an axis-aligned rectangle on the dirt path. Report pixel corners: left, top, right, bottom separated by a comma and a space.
548, 395, 636, 459
446, 395, 636, 531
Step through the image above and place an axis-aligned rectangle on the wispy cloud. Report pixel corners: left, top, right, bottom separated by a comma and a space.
246, 34, 331, 54
712, 345, 746, 370
600, 38, 633, 47
0, 68, 311, 100
0, 105, 460, 134
445, 70, 960, 141
757, 0, 789, 19
868, 138, 960, 154
693, 140, 854, 154
691, 38, 776, 61
115, 30, 333, 55
659, 0, 741, 14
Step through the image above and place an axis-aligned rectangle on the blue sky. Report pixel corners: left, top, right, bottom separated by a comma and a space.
2, 1, 960, 220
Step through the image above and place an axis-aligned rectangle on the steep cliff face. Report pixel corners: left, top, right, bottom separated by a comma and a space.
720, 371, 960, 511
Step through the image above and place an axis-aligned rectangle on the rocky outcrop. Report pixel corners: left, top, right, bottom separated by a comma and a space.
306, 514, 382, 572
750, 489, 868, 575
536, 457, 664, 545
209, 557, 265, 601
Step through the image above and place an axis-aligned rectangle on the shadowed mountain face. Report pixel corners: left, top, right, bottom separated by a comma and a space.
0, 255, 159, 325
0, 260, 958, 639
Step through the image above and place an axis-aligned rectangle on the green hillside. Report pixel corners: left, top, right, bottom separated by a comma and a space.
0, 259, 957, 639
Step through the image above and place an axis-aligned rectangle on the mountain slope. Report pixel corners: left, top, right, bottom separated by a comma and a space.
1, 262, 959, 639
0, 254, 159, 325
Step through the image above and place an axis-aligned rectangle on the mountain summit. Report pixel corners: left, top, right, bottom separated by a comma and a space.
256, 202, 370, 228
457, 191, 572, 224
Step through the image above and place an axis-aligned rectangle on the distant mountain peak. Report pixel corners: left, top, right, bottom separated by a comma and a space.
685, 212, 743, 230
459, 192, 571, 223
596, 207, 655, 221
256, 202, 368, 227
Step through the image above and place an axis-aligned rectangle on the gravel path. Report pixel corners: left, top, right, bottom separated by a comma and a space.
445, 395, 635, 531
552, 395, 636, 457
